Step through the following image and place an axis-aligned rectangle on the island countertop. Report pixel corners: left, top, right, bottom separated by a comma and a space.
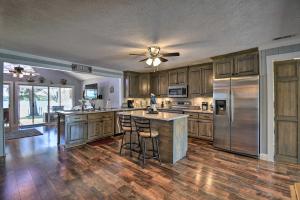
56, 107, 146, 115
117, 110, 189, 121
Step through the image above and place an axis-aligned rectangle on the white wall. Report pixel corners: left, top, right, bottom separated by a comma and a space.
82, 77, 121, 108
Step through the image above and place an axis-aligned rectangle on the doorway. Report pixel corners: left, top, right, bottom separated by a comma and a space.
274, 60, 300, 163
3, 82, 13, 130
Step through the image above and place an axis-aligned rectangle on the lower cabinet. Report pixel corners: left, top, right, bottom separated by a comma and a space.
64, 112, 115, 147
186, 112, 213, 141
87, 119, 103, 141
102, 117, 114, 137
65, 121, 88, 147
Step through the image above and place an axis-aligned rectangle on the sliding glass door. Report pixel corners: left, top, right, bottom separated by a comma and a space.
18, 85, 49, 126
33, 86, 49, 124
18, 85, 73, 126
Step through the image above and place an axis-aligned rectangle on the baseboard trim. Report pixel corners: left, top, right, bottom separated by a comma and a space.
260, 153, 274, 162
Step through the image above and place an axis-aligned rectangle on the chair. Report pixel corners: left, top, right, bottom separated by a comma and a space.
119, 114, 139, 156
134, 118, 161, 166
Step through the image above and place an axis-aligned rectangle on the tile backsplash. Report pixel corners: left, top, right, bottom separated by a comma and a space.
124, 97, 213, 109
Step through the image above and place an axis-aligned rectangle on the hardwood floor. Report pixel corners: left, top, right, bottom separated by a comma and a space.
1, 126, 299, 200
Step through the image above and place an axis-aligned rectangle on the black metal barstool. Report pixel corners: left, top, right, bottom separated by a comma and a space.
134, 118, 161, 166
119, 114, 139, 156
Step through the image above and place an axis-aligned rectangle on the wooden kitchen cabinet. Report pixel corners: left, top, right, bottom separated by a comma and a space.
65, 116, 88, 148
102, 112, 114, 137
124, 72, 139, 98
185, 112, 213, 141
168, 68, 188, 86
87, 119, 103, 141
188, 63, 213, 97
158, 71, 169, 97
213, 57, 234, 79
234, 51, 259, 76
150, 72, 159, 95
139, 73, 150, 97
213, 48, 259, 79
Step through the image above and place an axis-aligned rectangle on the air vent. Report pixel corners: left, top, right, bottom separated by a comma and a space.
272, 34, 296, 41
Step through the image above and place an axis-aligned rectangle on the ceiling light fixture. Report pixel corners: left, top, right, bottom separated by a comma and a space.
146, 58, 153, 65
153, 57, 161, 67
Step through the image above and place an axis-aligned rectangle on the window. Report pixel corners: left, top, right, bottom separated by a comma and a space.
50, 87, 73, 112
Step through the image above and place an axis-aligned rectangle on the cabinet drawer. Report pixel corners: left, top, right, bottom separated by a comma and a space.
101, 112, 114, 118
88, 113, 102, 120
198, 114, 213, 121
185, 112, 199, 119
66, 115, 87, 123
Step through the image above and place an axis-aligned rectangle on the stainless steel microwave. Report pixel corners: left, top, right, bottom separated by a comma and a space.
168, 85, 188, 98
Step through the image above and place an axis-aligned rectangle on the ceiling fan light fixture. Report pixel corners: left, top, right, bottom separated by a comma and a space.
148, 46, 160, 56
19, 73, 23, 78
146, 58, 153, 65
153, 57, 161, 67
13, 73, 17, 78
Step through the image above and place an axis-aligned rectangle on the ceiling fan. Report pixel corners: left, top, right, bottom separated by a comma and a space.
130, 46, 180, 69
5, 65, 39, 79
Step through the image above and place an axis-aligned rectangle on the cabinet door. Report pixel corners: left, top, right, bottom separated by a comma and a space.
168, 70, 178, 86
66, 122, 87, 146
129, 73, 139, 97
198, 121, 213, 140
139, 73, 150, 97
150, 72, 159, 95
234, 52, 259, 76
189, 66, 201, 96
213, 57, 233, 79
159, 71, 169, 96
103, 118, 114, 137
88, 120, 103, 141
201, 66, 213, 96
188, 118, 199, 137
177, 68, 188, 85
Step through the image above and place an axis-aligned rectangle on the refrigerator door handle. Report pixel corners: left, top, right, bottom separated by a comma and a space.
231, 92, 234, 123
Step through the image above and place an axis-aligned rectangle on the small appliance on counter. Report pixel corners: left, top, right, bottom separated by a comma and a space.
127, 100, 134, 108
202, 102, 208, 111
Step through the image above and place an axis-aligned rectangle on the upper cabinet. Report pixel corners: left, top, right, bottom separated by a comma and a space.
124, 72, 150, 98
234, 51, 259, 76
168, 68, 188, 86
150, 72, 159, 95
213, 48, 259, 79
158, 71, 169, 97
189, 63, 213, 97
213, 57, 234, 79
139, 73, 150, 97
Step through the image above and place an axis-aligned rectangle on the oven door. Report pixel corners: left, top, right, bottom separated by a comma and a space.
168, 86, 188, 98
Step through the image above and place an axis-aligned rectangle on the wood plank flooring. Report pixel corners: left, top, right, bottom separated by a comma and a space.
1, 126, 300, 199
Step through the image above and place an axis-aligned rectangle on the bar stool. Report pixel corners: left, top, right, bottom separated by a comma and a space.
134, 118, 161, 166
119, 114, 139, 156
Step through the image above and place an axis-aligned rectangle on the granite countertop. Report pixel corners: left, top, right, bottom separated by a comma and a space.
57, 107, 146, 115
117, 110, 189, 121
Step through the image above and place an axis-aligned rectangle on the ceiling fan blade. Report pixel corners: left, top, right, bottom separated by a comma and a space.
161, 52, 180, 57
159, 57, 168, 62
139, 58, 148, 62
129, 53, 146, 56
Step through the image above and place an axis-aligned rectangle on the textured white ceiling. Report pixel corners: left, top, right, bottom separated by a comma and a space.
0, 0, 299, 72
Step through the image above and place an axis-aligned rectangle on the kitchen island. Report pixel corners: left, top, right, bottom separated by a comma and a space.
118, 110, 189, 164
57, 108, 146, 148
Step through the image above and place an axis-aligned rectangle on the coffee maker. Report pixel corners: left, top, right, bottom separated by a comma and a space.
127, 100, 134, 108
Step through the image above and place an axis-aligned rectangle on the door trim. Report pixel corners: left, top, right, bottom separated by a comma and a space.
264, 51, 300, 162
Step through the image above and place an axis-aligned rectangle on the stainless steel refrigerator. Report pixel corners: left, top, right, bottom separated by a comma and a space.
213, 76, 259, 157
